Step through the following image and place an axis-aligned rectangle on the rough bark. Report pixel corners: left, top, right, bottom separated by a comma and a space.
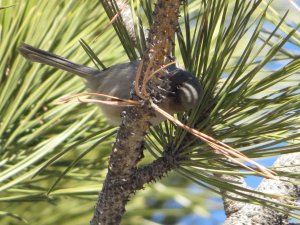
90, 1, 181, 224
223, 153, 300, 225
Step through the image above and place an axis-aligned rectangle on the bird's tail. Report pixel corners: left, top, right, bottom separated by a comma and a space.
19, 43, 98, 79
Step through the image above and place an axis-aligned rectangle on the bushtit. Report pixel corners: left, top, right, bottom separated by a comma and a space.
19, 44, 203, 125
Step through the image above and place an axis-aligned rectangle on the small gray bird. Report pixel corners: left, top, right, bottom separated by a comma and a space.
19, 44, 203, 125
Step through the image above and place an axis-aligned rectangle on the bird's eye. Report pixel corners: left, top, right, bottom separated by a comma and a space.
167, 91, 176, 97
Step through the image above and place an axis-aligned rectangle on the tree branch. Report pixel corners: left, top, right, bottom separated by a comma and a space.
223, 153, 300, 225
114, 0, 137, 42
90, 1, 181, 224
219, 174, 250, 216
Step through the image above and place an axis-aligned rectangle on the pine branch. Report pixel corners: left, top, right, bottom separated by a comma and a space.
223, 153, 300, 225
90, 1, 181, 224
219, 174, 250, 216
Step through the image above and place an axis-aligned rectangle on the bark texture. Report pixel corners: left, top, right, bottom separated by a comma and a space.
223, 153, 300, 225
90, 1, 181, 224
